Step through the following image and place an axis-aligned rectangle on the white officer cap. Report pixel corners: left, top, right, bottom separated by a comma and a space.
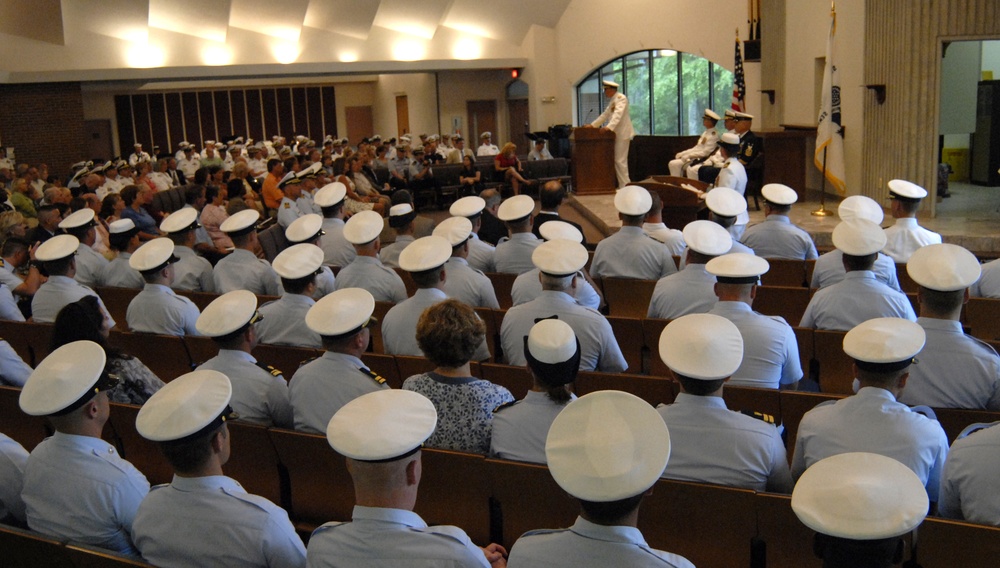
136, 370, 235, 442
306, 287, 376, 337
204, 140, 216, 146
497, 195, 535, 222
887, 179, 928, 201
327, 390, 437, 461
525, 319, 581, 386
35, 234, 80, 262
724, 109, 737, 119
285, 214, 324, 244
906, 243, 981, 292
388, 203, 416, 229
314, 182, 347, 208
450, 196, 486, 218
134, 142, 143, 148
215, 142, 225, 149
399, 236, 451, 273
614, 185, 652, 216
718, 132, 741, 147
196, 290, 259, 338
480, 132, 492, 139
705, 187, 748, 218
602, 79, 619, 89
432, 216, 473, 247
539, 220, 583, 243
843, 317, 925, 372
129, 238, 178, 273
704, 109, 721, 120
272, 243, 324, 280
19, 341, 110, 416
343, 210, 384, 245
58, 208, 96, 231
682, 220, 733, 256
792, 452, 927, 540
160, 208, 200, 234
109, 218, 137, 235
706, 252, 769, 284
220, 209, 261, 237
659, 313, 743, 380
831, 219, 886, 256
546, 390, 670, 502
178, 141, 190, 148
533, 239, 588, 277
734, 112, 754, 120
838, 195, 884, 224
278, 172, 299, 189
761, 183, 798, 206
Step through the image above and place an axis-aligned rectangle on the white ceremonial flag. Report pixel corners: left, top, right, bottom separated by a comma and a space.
815, 3, 846, 195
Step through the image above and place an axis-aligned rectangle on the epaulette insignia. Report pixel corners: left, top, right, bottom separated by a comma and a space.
494, 400, 517, 413
283, 202, 291, 209
256, 361, 283, 377
299, 356, 318, 367
741, 409, 776, 425
361, 368, 387, 385
0, 259, 5, 267
745, 146, 754, 156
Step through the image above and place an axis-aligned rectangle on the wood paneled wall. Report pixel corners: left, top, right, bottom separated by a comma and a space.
115, 86, 337, 155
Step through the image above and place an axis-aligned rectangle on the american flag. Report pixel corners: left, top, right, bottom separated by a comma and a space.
732, 33, 746, 112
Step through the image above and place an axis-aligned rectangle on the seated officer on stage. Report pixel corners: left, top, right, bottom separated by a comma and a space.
686, 109, 736, 181
740, 183, 818, 260
284, 214, 336, 299
668, 108, 720, 177
811, 196, 900, 291
213, 209, 282, 296
590, 185, 677, 281
881, 179, 941, 263
195, 290, 293, 429
450, 196, 496, 273
792, 453, 927, 568
132, 370, 306, 568
513, 221, 602, 310
160, 208, 215, 293
308, 389, 508, 567
126, 238, 201, 336
290, 288, 389, 434
507, 390, 693, 568
494, 195, 542, 275
31, 234, 116, 328
333, 210, 407, 303
434, 216, 500, 309
19, 341, 150, 554
655, 314, 792, 492
255, 244, 324, 349
647, 220, 730, 320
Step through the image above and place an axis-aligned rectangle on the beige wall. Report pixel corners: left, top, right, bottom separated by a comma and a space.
372, 73, 438, 141
437, 70, 513, 142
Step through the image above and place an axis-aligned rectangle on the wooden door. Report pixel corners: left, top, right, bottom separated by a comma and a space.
466, 100, 497, 144
345, 106, 373, 145
84, 120, 114, 161
507, 99, 529, 147
395, 95, 409, 137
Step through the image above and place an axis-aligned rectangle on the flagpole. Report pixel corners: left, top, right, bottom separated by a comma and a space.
812, 147, 832, 216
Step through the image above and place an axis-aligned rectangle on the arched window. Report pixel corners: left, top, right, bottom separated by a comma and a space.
577, 50, 734, 136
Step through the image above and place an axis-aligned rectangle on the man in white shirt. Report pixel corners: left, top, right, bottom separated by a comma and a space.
477, 132, 499, 157
881, 179, 942, 263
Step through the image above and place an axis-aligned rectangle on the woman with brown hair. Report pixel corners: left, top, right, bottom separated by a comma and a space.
493, 142, 535, 195
336, 155, 389, 216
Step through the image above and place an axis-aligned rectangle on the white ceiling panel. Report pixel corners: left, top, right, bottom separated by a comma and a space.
0, 0, 63, 45
63, 0, 150, 43
304, 0, 380, 40
229, 0, 310, 42
372, 0, 451, 39
149, 0, 230, 42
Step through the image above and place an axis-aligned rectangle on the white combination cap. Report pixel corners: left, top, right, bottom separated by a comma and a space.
36, 234, 80, 262
682, 220, 733, 256
532, 239, 588, 277
792, 452, 928, 540
196, 290, 258, 338
278, 172, 299, 189
843, 317, 925, 369
327, 389, 437, 461
306, 287, 376, 337
272, 243, 324, 280
718, 132, 740, 146
888, 179, 928, 201
432, 216, 473, 247
527, 319, 577, 365
831, 219, 887, 256
314, 182, 347, 208
285, 213, 324, 244
220, 209, 260, 236
734, 111, 754, 120
399, 236, 451, 273
659, 313, 743, 380
538, 220, 583, 243
706, 252, 769, 283
614, 185, 652, 216
136, 370, 234, 442
19, 341, 108, 416
906, 243, 981, 292
546, 390, 670, 502
838, 195, 884, 224
160, 208, 200, 234
109, 218, 137, 235
388, 203, 416, 229
497, 195, 535, 222
58, 209, 96, 231
705, 187, 748, 218
724, 109, 738, 119
761, 184, 798, 206
602, 79, 619, 89
480, 131, 492, 139
343, 210, 384, 245
450, 196, 486, 218
129, 238, 177, 272
704, 109, 721, 120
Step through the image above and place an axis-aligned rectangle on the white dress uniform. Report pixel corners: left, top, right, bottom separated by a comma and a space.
512, 268, 600, 310
740, 215, 819, 260
277, 197, 302, 229
126, 283, 201, 336
477, 143, 500, 157
311, 266, 336, 300
31, 275, 116, 328
256, 294, 322, 348
714, 157, 749, 236
379, 235, 414, 269
0, 340, 32, 386
442, 258, 499, 309
297, 192, 322, 216
133, 475, 306, 568
810, 250, 901, 291
101, 253, 144, 289
74, 243, 109, 289
939, 422, 1000, 526
657, 394, 792, 492
0, 283, 24, 322
319, 218, 356, 267
290, 352, 390, 434
195, 349, 293, 428
22, 432, 150, 555
799, 270, 916, 330
508, 516, 694, 568
528, 147, 554, 161
501, 290, 627, 372
642, 222, 687, 256
707, 301, 802, 389
129, 151, 151, 166
790, 387, 949, 501
490, 390, 576, 464
590, 92, 636, 188
0, 433, 28, 524
971, 258, 1000, 298
647, 264, 718, 320
177, 156, 200, 179
213, 249, 283, 296
333, 256, 408, 304
382, 288, 491, 361
307, 506, 491, 568
0, 259, 23, 291
171, 246, 215, 293
668, 128, 719, 177
898, 318, 1000, 410
591, 226, 677, 281
494, 232, 543, 275
882, 218, 942, 263
467, 234, 496, 273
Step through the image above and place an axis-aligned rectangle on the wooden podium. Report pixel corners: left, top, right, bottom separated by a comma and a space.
633, 176, 709, 229
571, 127, 616, 194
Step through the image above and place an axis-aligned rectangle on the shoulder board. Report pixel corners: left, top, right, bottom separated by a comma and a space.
255, 361, 284, 378
0, 259, 5, 268
765, 314, 788, 325
494, 400, 518, 413
283, 202, 291, 208
299, 356, 318, 368
723, 162, 730, 168
740, 409, 777, 426
957, 421, 1000, 440
360, 368, 387, 385
149, 483, 170, 492
312, 521, 347, 535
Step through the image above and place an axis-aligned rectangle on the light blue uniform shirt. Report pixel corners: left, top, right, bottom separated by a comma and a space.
939, 422, 1000, 526
490, 390, 575, 464
0, 282, 24, 321
0, 433, 28, 524
0, 339, 32, 386
256, 293, 321, 348
740, 215, 818, 260
508, 516, 694, 568
467, 234, 496, 273
333, 256, 407, 304
171, 246, 215, 293
443, 257, 499, 309
307, 506, 490, 568
642, 222, 687, 256
311, 266, 336, 299
74, 243, 109, 289
810, 249, 901, 291
657, 394, 792, 492
290, 351, 390, 434
791, 387, 949, 501
277, 196, 302, 228
383, 288, 491, 361
647, 264, 717, 320
101, 253, 144, 289
501, 290, 626, 373
31, 275, 116, 328
379, 235, 414, 269
495, 232, 542, 275
23, 432, 150, 555
196, 349, 293, 428
591, 226, 678, 281
0, 260, 23, 291
126, 283, 200, 336
971, 257, 1000, 298
512, 268, 599, 310
134, 475, 306, 568
708, 301, 802, 389
319, 218, 356, 268
213, 248, 283, 296
799, 270, 916, 330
